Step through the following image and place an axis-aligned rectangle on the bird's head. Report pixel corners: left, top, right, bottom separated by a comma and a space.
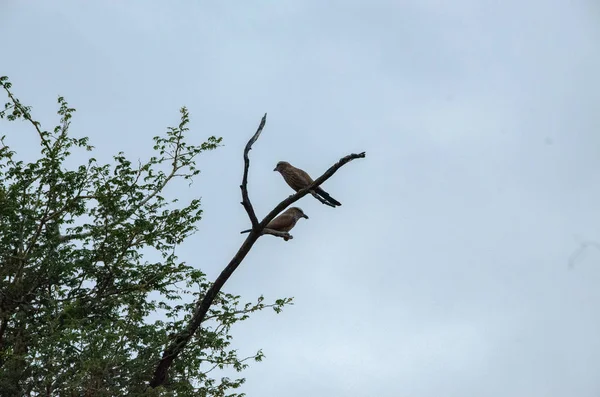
290, 207, 309, 219
273, 161, 291, 172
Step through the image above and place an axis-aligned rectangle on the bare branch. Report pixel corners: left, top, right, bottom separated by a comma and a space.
262, 228, 293, 241
148, 116, 365, 389
239, 227, 292, 240
240, 113, 266, 229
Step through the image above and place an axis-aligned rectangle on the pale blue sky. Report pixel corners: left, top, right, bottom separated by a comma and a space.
2, 1, 600, 396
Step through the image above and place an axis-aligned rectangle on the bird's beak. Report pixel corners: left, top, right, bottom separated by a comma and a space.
303, 214, 309, 219
273, 167, 277, 172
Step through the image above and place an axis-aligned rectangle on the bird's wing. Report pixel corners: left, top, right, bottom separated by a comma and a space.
282, 166, 313, 191
296, 168, 314, 184
266, 213, 295, 232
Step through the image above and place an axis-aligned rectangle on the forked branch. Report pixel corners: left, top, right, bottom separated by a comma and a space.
149, 115, 365, 389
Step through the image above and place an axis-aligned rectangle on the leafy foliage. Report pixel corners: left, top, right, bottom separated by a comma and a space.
0, 76, 293, 396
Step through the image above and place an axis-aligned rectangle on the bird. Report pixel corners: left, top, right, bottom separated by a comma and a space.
273, 161, 342, 207
240, 207, 309, 237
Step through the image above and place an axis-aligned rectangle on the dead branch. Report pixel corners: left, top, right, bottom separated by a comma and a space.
240, 113, 266, 229
262, 228, 293, 241
240, 227, 292, 240
149, 115, 365, 389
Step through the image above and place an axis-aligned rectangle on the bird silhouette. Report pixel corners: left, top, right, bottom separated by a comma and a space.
240, 207, 309, 237
273, 161, 341, 207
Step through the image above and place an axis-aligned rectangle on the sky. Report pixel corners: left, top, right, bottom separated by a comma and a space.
2, 1, 600, 396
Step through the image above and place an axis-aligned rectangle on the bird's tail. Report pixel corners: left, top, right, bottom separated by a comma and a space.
240, 229, 251, 234
315, 187, 342, 206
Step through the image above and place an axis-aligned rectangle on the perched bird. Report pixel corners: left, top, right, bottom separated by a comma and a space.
273, 161, 342, 207
240, 207, 309, 236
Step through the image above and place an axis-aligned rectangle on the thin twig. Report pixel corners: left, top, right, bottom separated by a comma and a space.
202, 302, 289, 322
60, 132, 186, 243
239, 227, 292, 240
240, 113, 266, 229
2, 84, 52, 152
261, 228, 293, 240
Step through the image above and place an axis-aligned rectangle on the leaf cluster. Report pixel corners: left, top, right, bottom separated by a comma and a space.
0, 76, 292, 396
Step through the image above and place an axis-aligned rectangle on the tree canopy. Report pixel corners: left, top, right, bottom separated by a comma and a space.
0, 76, 292, 396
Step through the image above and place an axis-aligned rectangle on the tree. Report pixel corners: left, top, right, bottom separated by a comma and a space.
0, 75, 365, 395
0, 76, 292, 396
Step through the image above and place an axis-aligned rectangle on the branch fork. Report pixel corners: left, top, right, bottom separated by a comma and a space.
149, 113, 365, 388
